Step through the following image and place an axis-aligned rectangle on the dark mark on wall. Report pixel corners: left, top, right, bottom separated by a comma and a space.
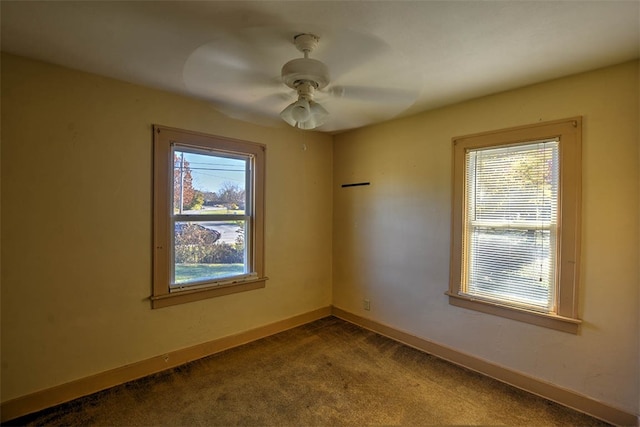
341, 182, 370, 188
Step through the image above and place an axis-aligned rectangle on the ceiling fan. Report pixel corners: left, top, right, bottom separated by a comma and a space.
183, 27, 420, 132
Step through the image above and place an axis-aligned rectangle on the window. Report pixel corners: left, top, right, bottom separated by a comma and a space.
448, 118, 582, 333
152, 125, 266, 308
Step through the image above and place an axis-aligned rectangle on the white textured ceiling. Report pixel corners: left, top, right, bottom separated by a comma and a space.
1, 1, 639, 132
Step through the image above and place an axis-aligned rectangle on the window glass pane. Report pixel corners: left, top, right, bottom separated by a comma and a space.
467, 141, 558, 226
467, 227, 554, 310
172, 220, 247, 286
173, 149, 247, 215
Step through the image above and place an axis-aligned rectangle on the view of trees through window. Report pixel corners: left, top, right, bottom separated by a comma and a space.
172, 149, 249, 286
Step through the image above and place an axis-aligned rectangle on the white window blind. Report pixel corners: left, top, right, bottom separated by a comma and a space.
463, 139, 559, 312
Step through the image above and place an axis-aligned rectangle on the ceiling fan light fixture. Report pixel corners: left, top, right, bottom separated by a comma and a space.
295, 103, 327, 130
280, 79, 329, 130
280, 97, 327, 130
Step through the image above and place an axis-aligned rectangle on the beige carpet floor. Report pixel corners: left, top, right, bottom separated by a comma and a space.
6, 316, 609, 426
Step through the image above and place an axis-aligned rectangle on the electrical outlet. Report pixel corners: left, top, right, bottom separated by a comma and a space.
363, 299, 371, 311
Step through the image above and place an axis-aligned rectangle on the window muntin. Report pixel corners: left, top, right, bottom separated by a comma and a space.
152, 126, 266, 308
449, 118, 582, 333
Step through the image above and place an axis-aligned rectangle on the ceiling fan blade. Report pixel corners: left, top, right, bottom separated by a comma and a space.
209, 92, 292, 128
183, 39, 282, 98
183, 26, 318, 115
312, 28, 391, 82
325, 85, 418, 105
314, 28, 421, 131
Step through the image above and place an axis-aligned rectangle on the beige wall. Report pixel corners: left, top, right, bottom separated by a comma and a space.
0, 54, 333, 401
333, 61, 639, 414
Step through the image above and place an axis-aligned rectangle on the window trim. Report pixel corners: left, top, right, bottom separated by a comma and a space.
152, 125, 266, 308
448, 117, 582, 333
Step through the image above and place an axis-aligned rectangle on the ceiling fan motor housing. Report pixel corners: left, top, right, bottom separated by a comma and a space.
281, 58, 330, 90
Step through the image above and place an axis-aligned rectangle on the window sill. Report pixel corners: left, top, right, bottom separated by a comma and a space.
446, 292, 581, 334
151, 277, 267, 309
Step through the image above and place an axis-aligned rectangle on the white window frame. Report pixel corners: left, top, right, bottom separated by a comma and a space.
152, 125, 266, 308
448, 118, 582, 333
